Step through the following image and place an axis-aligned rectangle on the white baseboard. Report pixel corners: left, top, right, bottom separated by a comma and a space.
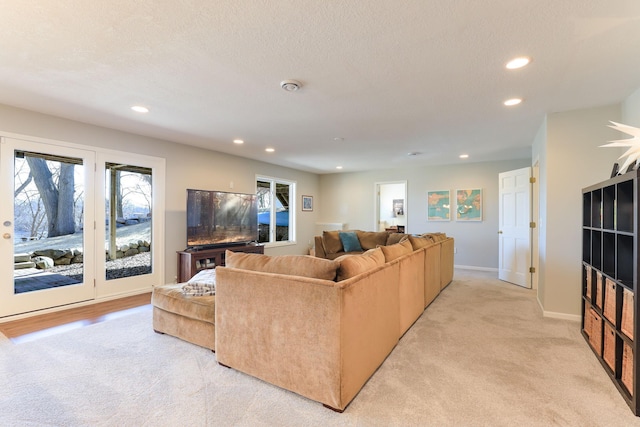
536, 297, 580, 322
454, 265, 498, 272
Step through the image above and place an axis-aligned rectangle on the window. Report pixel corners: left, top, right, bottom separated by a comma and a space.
256, 176, 295, 245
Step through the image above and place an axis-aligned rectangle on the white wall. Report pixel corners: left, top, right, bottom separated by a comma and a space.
538, 104, 622, 318
319, 158, 531, 269
0, 104, 320, 284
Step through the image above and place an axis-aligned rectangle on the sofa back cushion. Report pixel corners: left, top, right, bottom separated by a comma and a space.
339, 231, 363, 252
335, 247, 385, 281
409, 235, 435, 250
356, 231, 390, 250
379, 239, 414, 262
386, 233, 409, 246
322, 230, 344, 254
225, 251, 339, 281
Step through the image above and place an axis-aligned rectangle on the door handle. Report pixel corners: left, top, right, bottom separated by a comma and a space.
498, 230, 503, 234
2, 233, 11, 239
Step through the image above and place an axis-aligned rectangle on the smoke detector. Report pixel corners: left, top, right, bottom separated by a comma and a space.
280, 79, 302, 92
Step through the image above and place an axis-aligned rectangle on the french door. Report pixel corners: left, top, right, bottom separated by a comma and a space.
0, 136, 165, 318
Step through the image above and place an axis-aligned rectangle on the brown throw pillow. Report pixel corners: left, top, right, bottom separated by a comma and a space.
323, 230, 344, 254
357, 231, 389, 250
225, 251, 339, 281
409, 235, 434, 250
379, 239, 413, 262
335, 247, 385, 281
386, 233, 409, 245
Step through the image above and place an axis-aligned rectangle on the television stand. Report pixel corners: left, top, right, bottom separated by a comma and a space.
176, 242, 264, 283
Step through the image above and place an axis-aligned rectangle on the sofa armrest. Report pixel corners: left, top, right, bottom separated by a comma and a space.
314, 235, 327, 258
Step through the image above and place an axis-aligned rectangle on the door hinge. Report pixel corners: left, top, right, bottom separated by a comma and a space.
530, 222, 536, 228
93, 279, 96, 288
529, 177, 536, 183
529, 267, 536, 273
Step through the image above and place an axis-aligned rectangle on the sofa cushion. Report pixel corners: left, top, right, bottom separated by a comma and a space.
322, 230, 344, 254
356, 231, 389, 250
379, 239, 414, 262
386, 233, 409, 246
335, 247, 385, 281
339, 231, 363, 252
225, 251, 339, 281
409, 235, 434, 250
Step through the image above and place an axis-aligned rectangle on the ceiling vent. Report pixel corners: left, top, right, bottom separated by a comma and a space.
280, 80, 302, 92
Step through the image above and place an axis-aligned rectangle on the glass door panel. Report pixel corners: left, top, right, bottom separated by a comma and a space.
0, 138, 95, 318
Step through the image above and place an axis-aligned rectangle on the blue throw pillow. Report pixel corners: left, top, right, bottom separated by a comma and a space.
339, 231, 363, 252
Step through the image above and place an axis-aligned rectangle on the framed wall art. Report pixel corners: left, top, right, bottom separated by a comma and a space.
427, 190, 450, 221
302, 195, 313, 211
455, 188, 482, 221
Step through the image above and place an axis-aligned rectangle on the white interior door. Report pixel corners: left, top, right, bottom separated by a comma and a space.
498, 167, 532, 288
0, 137, 96, 317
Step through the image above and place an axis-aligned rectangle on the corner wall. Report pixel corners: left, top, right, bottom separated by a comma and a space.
319, 158, 531, 269
538, 104, 622, 318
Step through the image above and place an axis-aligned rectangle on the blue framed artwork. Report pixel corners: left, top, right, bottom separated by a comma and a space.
456, 188, 482, 221
427, 190, 450, 221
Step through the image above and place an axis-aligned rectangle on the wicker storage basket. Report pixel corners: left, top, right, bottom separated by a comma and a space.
583, 302, 592, 337
622, 341, 634, 396
621, 287, 634, 340
603, 322, 616, 371
588, 308, 603, 356
595, 272, 603, 309
585, 265, 592, 300
604, 278, 617, 325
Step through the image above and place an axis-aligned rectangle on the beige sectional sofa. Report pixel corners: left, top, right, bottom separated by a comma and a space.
214, 232, 454, 412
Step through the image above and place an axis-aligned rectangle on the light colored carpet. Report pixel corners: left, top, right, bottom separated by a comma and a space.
1, 269, 639, 426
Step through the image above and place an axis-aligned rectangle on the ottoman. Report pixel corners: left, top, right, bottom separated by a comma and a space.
151, 283, 216, 351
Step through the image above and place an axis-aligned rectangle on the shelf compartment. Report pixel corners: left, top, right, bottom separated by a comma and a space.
604, 278, 617, 325
603, 185, 615, 230
583, 301, 592, 337
603, 322, 616, 372
617, 234, 634, 284
623, 341, 634, 397
592, 189, 603, 229
592, 231, 602, 270
583, 192, 592, 227
603, 232, 616, 277
583, 229, 592, 264
622, 287, 635, 340
617, 179, 635, 233
588, 308, 603, 356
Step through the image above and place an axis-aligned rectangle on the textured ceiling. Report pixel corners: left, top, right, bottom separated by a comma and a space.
1, 1, 640, 173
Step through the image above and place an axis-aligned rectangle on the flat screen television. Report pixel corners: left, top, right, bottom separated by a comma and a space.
186, 189, 258, 250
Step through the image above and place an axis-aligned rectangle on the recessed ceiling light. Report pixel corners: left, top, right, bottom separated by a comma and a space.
506, 57, 531, 70
336, 166, 343, 169
233, 139, 244, 144
265, 147, 275, 153
131, 105, 149, 113
504, 98, 522, 106
407, 152, 420, 157
333, 137, 344, 142
459, 154, 469, 159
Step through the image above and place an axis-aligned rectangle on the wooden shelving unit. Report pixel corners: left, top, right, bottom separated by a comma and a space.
176, 242, 264, 283
582, 169, 639, 415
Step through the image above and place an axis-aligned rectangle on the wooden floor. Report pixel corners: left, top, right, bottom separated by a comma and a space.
0, 293, 151, 343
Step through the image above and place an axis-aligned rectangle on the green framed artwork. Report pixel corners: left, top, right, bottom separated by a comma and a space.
427, 190, 450, 221
456, 188, 482, 221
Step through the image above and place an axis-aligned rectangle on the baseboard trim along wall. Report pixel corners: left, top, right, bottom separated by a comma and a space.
537, 297, 581, 322
454, 265, 498, 272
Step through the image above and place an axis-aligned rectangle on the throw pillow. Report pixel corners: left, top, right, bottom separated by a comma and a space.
409, 235, 434, 250
339, 231, 363, 252
225, 251, 339, 281
386, 233, 409, 246
335, 247, 385, 281
380, 239, 413, 262
357, 231, 390, 250
322, 230, 344, 254
182, 268, 216, 296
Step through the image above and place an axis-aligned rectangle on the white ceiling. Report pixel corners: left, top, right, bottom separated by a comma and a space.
1, 1, 640, 173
